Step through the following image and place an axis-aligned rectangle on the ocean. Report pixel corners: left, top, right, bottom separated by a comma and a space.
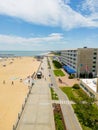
0, 51, 50, 57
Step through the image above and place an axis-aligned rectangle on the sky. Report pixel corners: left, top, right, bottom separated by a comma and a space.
0, 0, 98, 50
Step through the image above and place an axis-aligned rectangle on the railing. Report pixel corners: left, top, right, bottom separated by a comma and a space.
13, 86, 32, 130
12, 60, 42, 130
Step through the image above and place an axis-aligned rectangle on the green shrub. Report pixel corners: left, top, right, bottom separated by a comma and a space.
72, 84, 80, 89
93, 124, 98, 130
72, 74, 75, 78
54, 113, 64, 130
74, 103, 98, 129
68, 74, 74, 79
47, 59, 51, 69
50, 88, 59, 100
53, 60, 62, 69
69, 74, 75, 79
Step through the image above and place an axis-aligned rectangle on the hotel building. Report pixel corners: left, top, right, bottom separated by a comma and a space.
80, 78, 98, 99
61, 48, 98, 78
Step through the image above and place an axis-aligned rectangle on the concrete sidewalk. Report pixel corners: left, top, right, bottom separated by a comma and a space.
48, 57, 82, 130
16, 58, 55, 130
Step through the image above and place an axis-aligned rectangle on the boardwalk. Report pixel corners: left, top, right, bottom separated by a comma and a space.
16, 57, 55, 130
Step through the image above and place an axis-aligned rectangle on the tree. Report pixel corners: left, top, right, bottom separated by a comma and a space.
53, 60, 62, 69
72, 84, 80, 89
93, 124, 98, 130
74, 103, 98, 128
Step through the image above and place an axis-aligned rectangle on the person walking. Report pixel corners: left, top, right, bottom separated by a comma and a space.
3, 80, 5, 84
12, 81, 14, 85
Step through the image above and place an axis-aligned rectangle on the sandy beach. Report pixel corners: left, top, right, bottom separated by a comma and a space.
0, 57, 41, 130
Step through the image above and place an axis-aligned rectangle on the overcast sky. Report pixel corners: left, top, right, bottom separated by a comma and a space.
0, 0, 98, 50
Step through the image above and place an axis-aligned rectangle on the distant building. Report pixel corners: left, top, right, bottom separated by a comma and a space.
61, 48, 98, 78
53, 55, 61, 62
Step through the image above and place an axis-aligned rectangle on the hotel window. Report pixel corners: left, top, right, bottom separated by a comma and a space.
93, 66, 96, 68
93, 61, 96, 64
94, 52, 97, 55
93, 57, 96, 59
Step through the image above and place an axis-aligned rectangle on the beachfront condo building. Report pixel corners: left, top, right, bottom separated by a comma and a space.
61, 47, 98, 78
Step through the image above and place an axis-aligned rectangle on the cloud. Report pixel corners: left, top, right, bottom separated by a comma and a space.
0, 33, 65, 50
0, 33, 63, 46
81, 0, 98, 26
63, 0, 70, 4
0, 0, 98, 29
82, 0, 98, 13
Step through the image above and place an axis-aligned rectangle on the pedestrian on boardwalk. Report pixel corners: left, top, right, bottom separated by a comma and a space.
51, 83, 53, 86
3, 80, 5, 84
12, 81, 14, 85
49, 74, 51, 77
20, 79, 22, 82
28, 79, 30, 83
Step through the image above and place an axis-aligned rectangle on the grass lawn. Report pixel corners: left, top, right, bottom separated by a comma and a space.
54, 69, 65, 77
61, 87, 98, 130
82, 125, 92, 130
61, 87, 75, 100
50, 87, 59, 100
61, 87, 88, 102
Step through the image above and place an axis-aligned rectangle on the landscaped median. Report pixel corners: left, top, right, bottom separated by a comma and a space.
60, 84, 98, 130
47, 57, 51, 69
53, 104, 66, 130
50, 87, 59, 100
50, 88, 66, 130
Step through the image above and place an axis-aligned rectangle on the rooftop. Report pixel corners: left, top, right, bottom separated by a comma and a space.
81, 78, 97, 93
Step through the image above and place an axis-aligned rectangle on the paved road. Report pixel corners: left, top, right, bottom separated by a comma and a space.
48, 57, 82, 130
16, 57, 55, 130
